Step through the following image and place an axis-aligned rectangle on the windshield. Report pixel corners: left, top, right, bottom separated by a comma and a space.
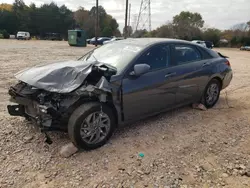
79, 42, 143, 74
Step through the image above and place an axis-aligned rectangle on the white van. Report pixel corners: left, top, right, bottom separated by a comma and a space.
16, 31, 30, 40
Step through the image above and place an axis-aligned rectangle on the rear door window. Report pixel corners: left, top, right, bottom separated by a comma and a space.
173, 44, 201, 65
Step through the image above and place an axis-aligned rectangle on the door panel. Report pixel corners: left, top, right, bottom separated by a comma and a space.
174, 61, 206, 105
122, 68, 177, 121
122, 44, 177, 121
171, 44, 207, 105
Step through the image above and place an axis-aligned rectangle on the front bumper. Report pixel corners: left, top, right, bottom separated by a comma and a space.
7, 85, 55, 130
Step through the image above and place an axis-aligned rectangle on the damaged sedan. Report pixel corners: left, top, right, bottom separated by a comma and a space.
7, 38, 233, 150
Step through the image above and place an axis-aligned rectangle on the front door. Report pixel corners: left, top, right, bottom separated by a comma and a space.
122, 44, 177, 121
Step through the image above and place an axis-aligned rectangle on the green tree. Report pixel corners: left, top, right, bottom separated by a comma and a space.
173, 11, 204, 28
173, 11, 204, 40
74, 6, 119, 38
153, 24, 175, 38
0, 2, 120, 39
123, 26, 133, 37
13, 0, 29, 31
0, 8, 17, 34
132, 29, 148, 38
202, 28, 221, 47
102, 26, 113, 36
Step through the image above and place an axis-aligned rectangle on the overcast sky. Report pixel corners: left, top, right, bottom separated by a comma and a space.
2, 0, 250, 31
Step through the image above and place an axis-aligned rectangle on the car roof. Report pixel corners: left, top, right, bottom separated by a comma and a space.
119, 38, 200, 47
192, 40, 204, 42
99, 37, 111, 39
115, 38, 219, 57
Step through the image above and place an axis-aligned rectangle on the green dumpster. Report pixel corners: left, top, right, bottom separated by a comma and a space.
68, 30, 87, 47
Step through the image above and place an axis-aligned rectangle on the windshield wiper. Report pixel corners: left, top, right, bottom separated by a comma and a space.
91, 54, 98, 61
85, 51, 98, 62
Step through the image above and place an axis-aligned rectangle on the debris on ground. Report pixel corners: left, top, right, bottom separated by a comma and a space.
59, 142, 79, 158
192, 103, 207, 111
138, 153, 145, 158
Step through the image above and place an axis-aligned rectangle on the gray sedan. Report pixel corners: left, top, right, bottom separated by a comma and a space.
7, 38, 233, 150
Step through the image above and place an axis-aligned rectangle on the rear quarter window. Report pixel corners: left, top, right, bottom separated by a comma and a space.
197, 46, 218, 59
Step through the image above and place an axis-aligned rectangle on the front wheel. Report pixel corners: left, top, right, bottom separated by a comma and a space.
201, 79, 221, 108
68, 102, 116, 150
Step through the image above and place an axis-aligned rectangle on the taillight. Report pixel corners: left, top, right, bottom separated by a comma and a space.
225, 60, 231, 67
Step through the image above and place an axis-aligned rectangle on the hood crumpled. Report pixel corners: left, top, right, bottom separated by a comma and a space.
15, 60, 103, 93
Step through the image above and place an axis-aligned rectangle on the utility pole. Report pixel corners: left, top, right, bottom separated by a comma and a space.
124, 0, 129, 39
95, 0, 99, 47
128, 3, 131, 37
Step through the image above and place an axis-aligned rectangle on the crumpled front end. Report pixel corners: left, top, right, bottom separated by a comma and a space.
7, 63, 117, 132
7, 82, 69, 131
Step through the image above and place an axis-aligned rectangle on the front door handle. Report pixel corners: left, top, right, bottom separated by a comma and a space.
202, 62, 211, 67
165, 72, 176, 78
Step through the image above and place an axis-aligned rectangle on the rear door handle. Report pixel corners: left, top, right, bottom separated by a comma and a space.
202, 62, 211, 67
165, 72, 176, 78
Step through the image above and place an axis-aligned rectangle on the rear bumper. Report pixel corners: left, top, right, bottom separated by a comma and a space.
222, 70, 233, 89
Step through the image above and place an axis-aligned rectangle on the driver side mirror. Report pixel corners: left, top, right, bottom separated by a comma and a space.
129, 64, 151, 76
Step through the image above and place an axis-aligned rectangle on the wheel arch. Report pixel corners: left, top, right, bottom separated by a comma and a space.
210, 76, 223, 90
62, 97, 119, 128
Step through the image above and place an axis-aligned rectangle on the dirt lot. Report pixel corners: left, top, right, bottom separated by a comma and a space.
0, 40, 249, 188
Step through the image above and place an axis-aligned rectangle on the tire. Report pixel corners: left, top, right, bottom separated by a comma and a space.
68, 102, 116, 150
201, 79, 221, 108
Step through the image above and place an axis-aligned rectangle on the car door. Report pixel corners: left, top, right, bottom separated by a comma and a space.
171, 43, 209, 105
121, 44, 178, 121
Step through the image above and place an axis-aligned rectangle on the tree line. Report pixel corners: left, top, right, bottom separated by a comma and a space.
0, 0, 120, 39
130, 11, 250, 47
1, 1, 249, 47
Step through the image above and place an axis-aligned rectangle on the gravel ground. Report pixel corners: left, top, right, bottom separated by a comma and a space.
0, 40, 249, 188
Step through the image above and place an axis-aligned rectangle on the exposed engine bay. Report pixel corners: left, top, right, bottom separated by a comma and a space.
7, 61, 117, 132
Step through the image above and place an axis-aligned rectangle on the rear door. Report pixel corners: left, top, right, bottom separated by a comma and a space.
171, 44, 209, 105
122, 44, 178, 121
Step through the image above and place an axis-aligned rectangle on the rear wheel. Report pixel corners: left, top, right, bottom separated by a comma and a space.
68, 102, 116, 150
201, 79, 221, 108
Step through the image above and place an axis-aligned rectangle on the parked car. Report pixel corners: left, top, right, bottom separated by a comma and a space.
103, 37, 124, 45
191, 40, 206, 48
240, 46, 250, 51
86, 38, 92, 44
7, 38, 233, 150
16, 31, 30, 40
90, 37, 111, 45
9, 35, 16, 39
44, 33, 62, 41
205, 41, 214, 49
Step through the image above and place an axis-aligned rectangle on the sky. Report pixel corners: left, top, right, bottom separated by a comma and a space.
2, 0, 250, 31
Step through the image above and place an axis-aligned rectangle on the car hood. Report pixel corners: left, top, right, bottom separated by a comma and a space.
14, 60, 116, 93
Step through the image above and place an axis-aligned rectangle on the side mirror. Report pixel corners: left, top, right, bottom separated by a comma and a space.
130, 64, 150, 76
